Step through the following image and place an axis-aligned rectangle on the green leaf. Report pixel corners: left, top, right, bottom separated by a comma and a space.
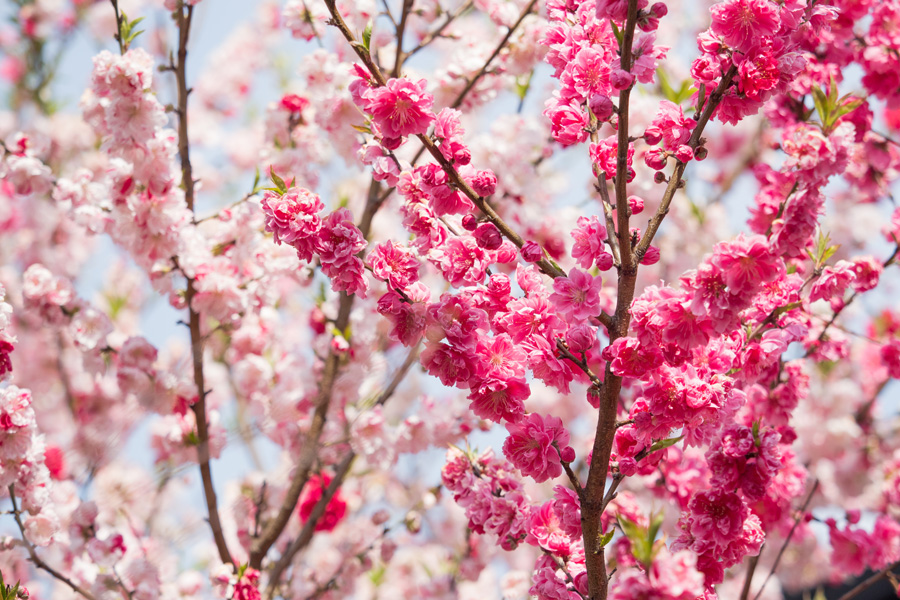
657, 68, 696, 105
648, 435, 683, 454
362, 20, 373, 52
268, 169, 287, 194
598, 529, 615, 548
610, 20, 623, 46
657, 68, 674, 101
811, 86, 828, 126
515, 70, 534, 101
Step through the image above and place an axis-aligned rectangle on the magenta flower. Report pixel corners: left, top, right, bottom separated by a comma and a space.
549, 268, 603, 321
503, 413, 575, 482
709, 0, 780, 52
365, 77, 435, 139
367, 241, 419, 291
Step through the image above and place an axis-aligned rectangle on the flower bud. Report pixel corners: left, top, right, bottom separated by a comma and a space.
628, 195, 645, 215
471, 169, 497, 197
521, 241, 543, 263
641, 245, 661, 265
589, 94, 615, 121
694, 145, 709, 161
566, 324, 597, 353
674, 144, 694, 162
644, 147, 668, 170
611, 69, 635, 90
650, 2, 668, 17
461, 213, 478, 231
382, 136, 402, 151
405, 511, 422, 533
596, 251, 615, 271
654, 171, 667, 184
474, 223, 502, 250
280, 93, 309, 113
587, 385, 601, 408
643, 126, 663, 145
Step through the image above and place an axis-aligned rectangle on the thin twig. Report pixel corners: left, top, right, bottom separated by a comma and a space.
172, 0, 234, 568
837, 561, 900, 600
634, 65, 738, 261
751, 479, 819, 600
264, 344, 419, 597
8, 485, 97, 600
249, 177, 387, 569
405, 1, 474, 58
448, 0, 539, 110
391, 0, 414, 77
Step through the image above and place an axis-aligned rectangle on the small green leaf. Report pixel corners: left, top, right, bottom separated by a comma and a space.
268, 169, 287, 194
515, 70, 534, 101
610, 20, 623, 46
648, 435, 683, 454
362, 20, 373, 52
599, 529, 615, 548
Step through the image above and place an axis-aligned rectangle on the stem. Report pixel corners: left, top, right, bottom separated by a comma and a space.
837, 562, 900, 600
578, 1, 648, 594
172, 1, 234, 568
109, 0, 125, 54
634, 65, 738, 261
249, 178, 386, 569
391, 0, 414, 78
262, 343, 419, 596
263, 452, 355, 600
405, 1, 474, 59
739, 554, 761, 600
448, 0, 539, 110
8, 485, 97, 600
613, 0, 640, 272
751, 479, 819, 600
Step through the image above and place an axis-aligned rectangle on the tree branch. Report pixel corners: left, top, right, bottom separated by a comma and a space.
8, 485, 97, 600
634, 65, 737, 261
751, 479, 819, 600
172, 0, 234, 568
249, 178, 386, 569
837, 562, 900, 600
325, 0, 566, 281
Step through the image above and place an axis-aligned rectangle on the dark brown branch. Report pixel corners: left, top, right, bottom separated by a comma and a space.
837, 561, 900, 600
448, 0, 539, 110
612, 0, 640, 273
739, 554, 761, 600
263, 343, 419, 596
580, 4, 644, 598
172, 1, 234, 568
634, 65, 738, 261
751, 479, 819, 600
8, 485, 97, 600
249, 178, 386, 569
391, 0, 414, 78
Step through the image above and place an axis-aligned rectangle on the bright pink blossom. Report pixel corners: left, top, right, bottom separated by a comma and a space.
503, 413, 575, 482
363, 77, 435, 140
